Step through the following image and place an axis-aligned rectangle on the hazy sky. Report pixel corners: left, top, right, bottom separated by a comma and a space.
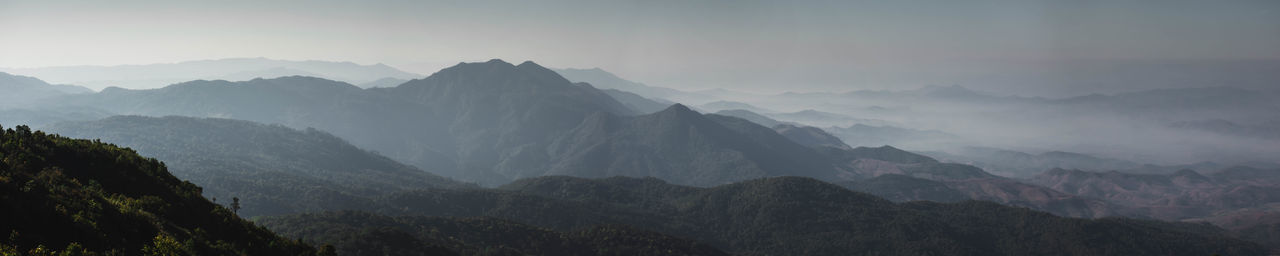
2, 0, 1278, 95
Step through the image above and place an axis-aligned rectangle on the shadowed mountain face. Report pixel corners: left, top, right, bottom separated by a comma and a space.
43, 116, 474, 217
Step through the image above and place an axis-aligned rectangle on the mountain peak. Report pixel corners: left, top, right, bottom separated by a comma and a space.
659, 103, 698, 115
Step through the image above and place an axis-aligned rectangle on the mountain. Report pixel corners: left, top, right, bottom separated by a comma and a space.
768, 109, 891, 128
0, 124, 318, 255
1170, 118, 1280, 140
825, 124, 959, 148
381, 60, 637, 184
2, 58, 422, 90
712, 109, 786, 127
44, 116, 473, 217
216, 67, 324, 81
343, 175, 1266, 255
1031, 167, 1280, 220
259, 211, 729, 256
695, 100, 772, 113
553, 67, 686, 100
545, 104, 837, 186
840, 174, 969, 203
0, 72, 92, 108
772, 124, 852, 150
922, 147, 1146, 178
356, 77, 409, 88
598, 87, 674, 114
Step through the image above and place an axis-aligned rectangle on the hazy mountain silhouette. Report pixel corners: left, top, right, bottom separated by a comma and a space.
553, 67, 686, 100
826, 124, 959, 148
0, 72, 92, 108
44, 116, 473, 217
598, 87, 675, 114
712, 109, 787, 127
772, 124, 852, 150
356, 77, 410, 88
2, 57, 421, 90
696, 100, 772, 113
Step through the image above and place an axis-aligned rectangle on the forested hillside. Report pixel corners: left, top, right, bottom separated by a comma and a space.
0, 124, 318, 255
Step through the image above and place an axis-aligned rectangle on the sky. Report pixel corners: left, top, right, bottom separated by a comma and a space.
2, 0, 1278, 96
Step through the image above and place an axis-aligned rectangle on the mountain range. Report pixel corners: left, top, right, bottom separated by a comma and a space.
4, 58, 1280, 254
1, 58, 421, 90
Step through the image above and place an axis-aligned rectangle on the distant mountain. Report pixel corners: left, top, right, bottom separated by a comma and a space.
825, 124, 959, 148
1031, 167, 1280, 220
553, 67, 686, 100
598, 87, 675, 114
922, 147, 1146, 178
216, 67, 324, 81
712, 109, 787, 127
260, 211, 730, 256
0, 125, 317, 255
772, 124, 852, 150
768, 109, 892, 127
1170, 118, 1280, 140
35, 60, 640, 185
2, 58, 422, 90
44, 116, 474, 217
356, 77, 409, 88
346, 175, 1265, 255
696, 100, 772, 113
0, 72, 92, 107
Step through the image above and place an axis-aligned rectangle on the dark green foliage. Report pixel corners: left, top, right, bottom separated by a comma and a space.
44, 116, 474, 217
840, 174, 969, 202
315, 175, 1265, 256
257, 211, 728, 256
0, 124, 317, 255
1236, 223, 1280, 249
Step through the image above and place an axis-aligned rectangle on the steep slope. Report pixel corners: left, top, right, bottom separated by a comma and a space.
546, 104, 837, 186
44, 116, 473, 217
357, 175, 1266, 255
712, 109, 787, 127
383, 60, 636, 184
259, 211, 729, 256
0, 124, 317, 255
771, 124, 853, 150
599, 87, 674, 114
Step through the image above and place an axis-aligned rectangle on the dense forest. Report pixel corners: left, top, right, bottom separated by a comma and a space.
259, 175, 1266, 255
0, 124, 318, 255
